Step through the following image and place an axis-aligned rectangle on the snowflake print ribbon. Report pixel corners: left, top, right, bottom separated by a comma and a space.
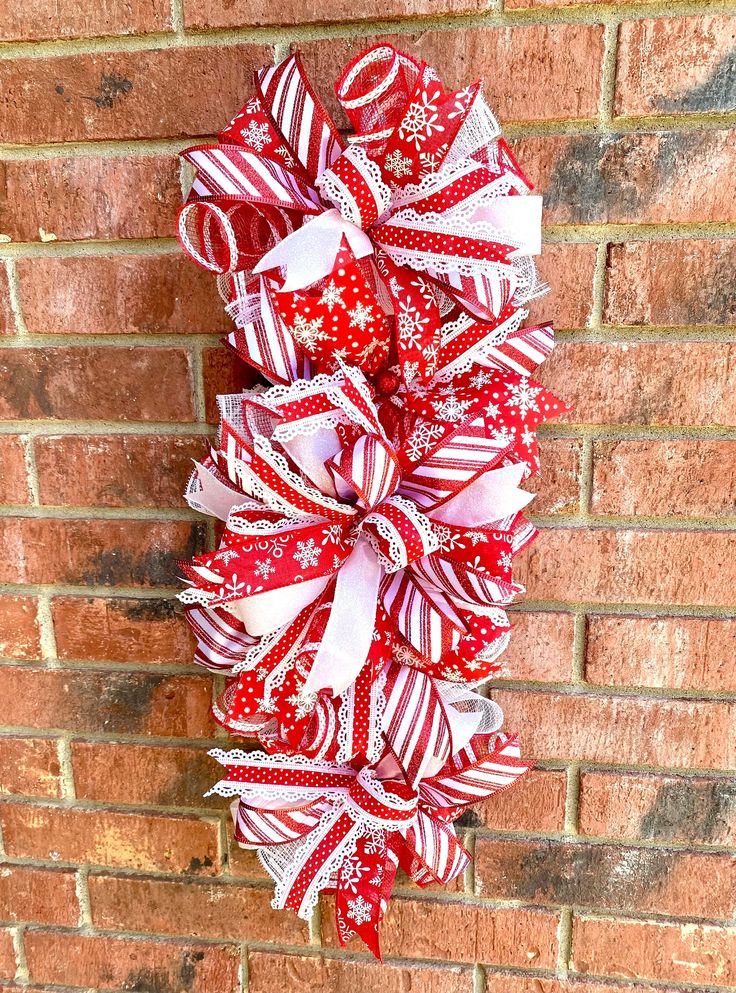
173, 42, 568, 958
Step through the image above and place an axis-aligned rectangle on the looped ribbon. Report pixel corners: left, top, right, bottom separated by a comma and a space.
207, 726, 528, 958
177, 44, 542, 386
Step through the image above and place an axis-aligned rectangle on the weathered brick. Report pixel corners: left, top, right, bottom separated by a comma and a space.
0, 156, 180, 244
0, 864, 78, 926
484, 973, 697, 993
571, 915, 736, 986
88, 873, 310, 944
0, 518, 205, 587
203, 346, 260, 424
530, 243, 597, 330
604, 240, 736, 327
475, 837, 735, 918
514, 130, 736, 226
473, 768, 567, 833
300, 25, 605, 127
187, 0, 485, 29
502, 611, 575, 683
526, 438, 582, 515
24, 932, 239, 993
0, 0, 170, 41
0, 264, 14, 334
592, 439, 736, 518
321, 895, 559, 967
492, 688, 735, 770
0, 929, 15, 979
615, 16, 736, 117
0, 46, 272, 145
0, 737, 61, 798
1, 803, 220, 874
0, 596, 41, 660
72, 741, 221, 807
35, 434, 204, 507
579, 770, 736, 847
52, 596, 193, 665
0, 436, 29, 504
248, 952, 474, 993
0, 347, 194, 421
543, 342, 736, 425
586, 616, 736, 692
516, 527, 736, 608
17, 254, 230, 336
1, 666, 212, 737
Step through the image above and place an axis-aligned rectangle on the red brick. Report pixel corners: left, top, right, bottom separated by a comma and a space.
188, 0, 484, 29
203, 346, 260, 424
321, 895, 559, 967
514, 131, 736, 226
248, 952, 474, 993
492, 688, 735, 770
475, 837, 735, 918
88, 872, 310, 944
0, 929, 15, 980
0, 46, 272, 145
586, 616, 736, 692
72, 741, 221, 807
529, 243, 597, 330
17, 254, 230, 336
517, 527, 736, 608
52, 596, 193, 665
474, 768, 567, 832
0, 263, 13, 335
0, 737, 61, 798
503, 611, 575, 682
579, 770, 736, 846
0, 518, 204, 587
35, 434, 204, 507
0, 864, 78, 926
0, 0, 170, 41
484, 974, 696, 993
0, 347, 194, 421
526, 438, 582, 515
615, 16, 736, 117
0, 437, 29, 504
24, 932, 239, 993
571, 915, 736, 986
1, 666, 212, 737
226, 834, 271, 879
0, 596, 41, 660
1, 804, 220, 874
0, 156, 180, 244
592, 439, 736, 518
544, 342, 736, 425
604, 240, 736, 327
300, 25, 605, 127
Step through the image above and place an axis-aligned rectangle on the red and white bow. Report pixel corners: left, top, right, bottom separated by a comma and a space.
178, 45, 543, 387
208, 722, 528, 958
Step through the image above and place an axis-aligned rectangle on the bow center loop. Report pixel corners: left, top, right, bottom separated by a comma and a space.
317, 145, 392, 230
360, 494, 440, 573
326, 433, 401, 511
347, 766, 418, 827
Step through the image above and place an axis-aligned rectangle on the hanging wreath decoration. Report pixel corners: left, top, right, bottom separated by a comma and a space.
175, 44, 566, 958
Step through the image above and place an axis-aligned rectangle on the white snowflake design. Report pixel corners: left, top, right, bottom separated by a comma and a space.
348, 301, 374, 332
396, 301, 429, 347
286, 686, 318, 721
466, 531, 489, 546
435, 393, 472, 423
470, 371, 493, 389
245, 120, 271, 152
506, 377, 542, 417
218, 575, 245, 598
254, 558, 275, 580
214, 548, 239, 564
521, 426, 536, 448
399, 90, 445, 150
497, 551, 513, 570
440, 665, 465, 682
405, 421, 444, 461
485, 401, 500, 418
289, 313, 329, 349
346, 895, 373, 926
341, 855, 370, 894
384, 149, 413, 179
320, 279, 345, 312
293, 538, 322, 569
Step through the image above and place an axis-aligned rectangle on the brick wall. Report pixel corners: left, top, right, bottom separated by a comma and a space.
0, 1, 734, 991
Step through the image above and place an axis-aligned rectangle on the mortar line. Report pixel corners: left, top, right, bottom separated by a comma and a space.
170, 0, 185, 35
75, 866, 93, 927
57, 738, 77, 800
20, 434, 40, 507
564, 764, 582, 835
599, 19, 619, 126
10, 926, 28, 984
556, 906, 574, 979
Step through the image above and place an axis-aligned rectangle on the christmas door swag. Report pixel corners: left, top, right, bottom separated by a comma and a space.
175, 44, 566, 957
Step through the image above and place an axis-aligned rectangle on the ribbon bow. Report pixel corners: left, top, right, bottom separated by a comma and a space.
178, 45, 542, 386
207, 721, 528, 958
